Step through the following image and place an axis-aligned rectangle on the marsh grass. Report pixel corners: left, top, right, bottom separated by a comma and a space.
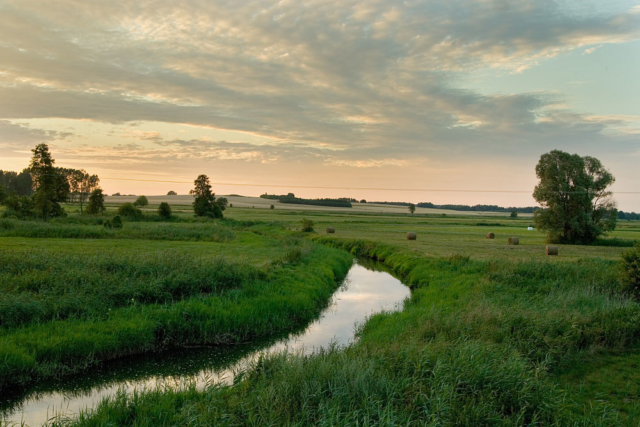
0, 235, 352, 391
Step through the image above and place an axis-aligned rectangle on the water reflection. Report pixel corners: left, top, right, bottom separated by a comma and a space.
1, 261, 410, 426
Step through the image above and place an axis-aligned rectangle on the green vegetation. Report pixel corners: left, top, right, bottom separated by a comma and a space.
2, 203, 640, 425
533, 150, 617, 244
117, 202, 143, 218
620, 243, 640, 298
86, 188, 105, 216
300, 218, 314, 232
260, 192, 353, 208
0, 220, 352, 391
158, 202, 172, 219
190, 174, 227, 218
133, 195, 149, 207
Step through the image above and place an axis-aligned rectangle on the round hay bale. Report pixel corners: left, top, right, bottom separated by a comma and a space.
546, 245, 558, 256
485, 232, 495, 239
406, 232, 417, 240
508, 237, 519, 245
326, 227, 335, 234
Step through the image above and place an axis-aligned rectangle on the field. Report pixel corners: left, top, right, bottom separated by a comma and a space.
1, 200, 640, 426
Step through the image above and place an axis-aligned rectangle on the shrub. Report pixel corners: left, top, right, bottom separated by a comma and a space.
103, 215, 123, 229
270, 204, 275, 210
300, 218, 314, 232
167, 191, 177, 196
117, 203, 142, 218
621, 244, 640, 298
133, 195, 149, 207
86, 188, 105, 216
158, 202, 172, 219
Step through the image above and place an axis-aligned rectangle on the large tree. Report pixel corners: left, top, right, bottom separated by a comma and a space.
189, 174, 224, 218
533, 150, 617, 244
30, 143, 69, 219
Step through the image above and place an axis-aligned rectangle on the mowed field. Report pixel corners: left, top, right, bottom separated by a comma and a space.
105, 194, 532, 216
2, 199, 640, 425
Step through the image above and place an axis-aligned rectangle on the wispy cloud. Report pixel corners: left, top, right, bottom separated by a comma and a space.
0, 0, 639, 199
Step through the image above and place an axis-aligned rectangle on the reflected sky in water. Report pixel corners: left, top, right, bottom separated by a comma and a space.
2, 262, 410, 426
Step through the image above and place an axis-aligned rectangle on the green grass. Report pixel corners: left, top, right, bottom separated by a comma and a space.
2, 208, 640, 425
0, 222, 352, 391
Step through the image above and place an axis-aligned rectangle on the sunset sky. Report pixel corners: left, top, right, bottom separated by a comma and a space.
1, 0, 639, 209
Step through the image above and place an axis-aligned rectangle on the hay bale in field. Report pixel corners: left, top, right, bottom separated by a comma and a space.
407, 232, 417, 240
546, 245, 558, 256
326, 227, 335, 234
508, 237, 519, 245
486, 232, 495, 239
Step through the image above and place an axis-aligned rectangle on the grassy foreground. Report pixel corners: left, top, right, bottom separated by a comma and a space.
46, 227, 640, 426
2, 206, 640, 425
0, 224, 352, 391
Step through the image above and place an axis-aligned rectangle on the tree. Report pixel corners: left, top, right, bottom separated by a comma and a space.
167, 190, 177, 196
86, 188, 106, 215
117, 203, 143, 218
68, 169, 100, 214
510, 210, 518, 218
30, 143, 69, 219
408, 203, 416, 214
189, 174, 224, 218
533, 150, 617, 244
133, 195, 149, 207
0, 181, 6, 205
158, 202, 172, 219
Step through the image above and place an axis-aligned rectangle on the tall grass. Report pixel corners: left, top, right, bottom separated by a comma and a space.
0, 250, 262, 329
0, 244, 352, 391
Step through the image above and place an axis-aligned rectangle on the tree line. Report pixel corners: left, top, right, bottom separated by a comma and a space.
0, 144, 104, 219
260, 193, 353, 207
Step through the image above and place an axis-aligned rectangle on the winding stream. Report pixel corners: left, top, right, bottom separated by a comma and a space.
1, 261, 410, 426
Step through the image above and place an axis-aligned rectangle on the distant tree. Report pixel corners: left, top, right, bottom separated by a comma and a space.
360, 199, 367, 203
30, 143, 69, 219
86, 188, 106, 215
158, 202, 172, 219
408, 203, 416, 214
270, 204, 274, 209
0, 169, 33, 196
533, 150, 617, 244
0, 182, 6, 205
117, 202, 143, 218
167, 190, 177, 196
133, 195, 149, 207
510, 210, 518, 218
112, 192, 121, 196
189, 174, 224, 218
68, 169, 100, 214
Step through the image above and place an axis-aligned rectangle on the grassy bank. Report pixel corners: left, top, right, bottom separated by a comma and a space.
0, 231, 352, 391
51, 237, 640, 426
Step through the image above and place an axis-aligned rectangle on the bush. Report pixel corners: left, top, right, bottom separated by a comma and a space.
621, 244, 640, 298
133, 195, 149, 207
117, 203, 143, 218
270, 204, 274, 210
300, 218, 314, 232
103, 215, 123, 229
158, 202, 172, 219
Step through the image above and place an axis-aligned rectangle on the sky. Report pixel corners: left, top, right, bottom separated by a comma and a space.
1, 0, 639, 209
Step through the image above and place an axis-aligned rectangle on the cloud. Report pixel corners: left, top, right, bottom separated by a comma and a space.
0, 0, 639, 167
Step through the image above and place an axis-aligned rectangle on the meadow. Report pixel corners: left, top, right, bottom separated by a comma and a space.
2, 200, 640, 425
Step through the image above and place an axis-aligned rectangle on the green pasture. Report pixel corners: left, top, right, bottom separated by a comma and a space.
1, 201, 640, 425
